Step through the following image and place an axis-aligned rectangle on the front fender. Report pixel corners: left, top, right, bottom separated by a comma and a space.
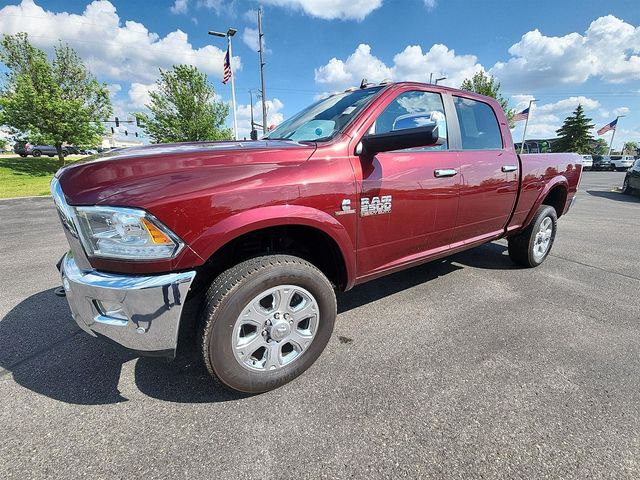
188, 205, 356, 288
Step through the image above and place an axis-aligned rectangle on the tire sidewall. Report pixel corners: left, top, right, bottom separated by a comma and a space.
205, 261, 336, 393
527, 206, 557, 266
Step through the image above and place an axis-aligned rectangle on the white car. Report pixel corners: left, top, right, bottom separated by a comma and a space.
581, 155, 593, 170
609, 155, 635, 172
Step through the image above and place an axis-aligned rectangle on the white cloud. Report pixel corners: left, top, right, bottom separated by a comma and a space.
491, 15, 640, 89
0, 0, 241, 83
128, 82, 157, 109
537, 96, 600, 114
242, 27, 260, 51
613, 106, 630, 116
423, 0, 437, 10
314, 43, 483, 90
258, 0, 383, 20
235, 98, 285, 139
170, 0, 188, 14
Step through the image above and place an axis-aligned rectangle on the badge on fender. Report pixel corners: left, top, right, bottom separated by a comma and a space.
360, 195, 392, 216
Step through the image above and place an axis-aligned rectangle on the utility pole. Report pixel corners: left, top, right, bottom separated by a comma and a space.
258, 8, 268, 135
249, 90, 258, 140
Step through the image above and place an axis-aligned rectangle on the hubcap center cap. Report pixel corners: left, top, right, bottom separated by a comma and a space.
268, 319, 291, 342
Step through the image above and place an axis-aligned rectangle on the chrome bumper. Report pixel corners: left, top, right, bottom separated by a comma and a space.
59, 252, 196, 357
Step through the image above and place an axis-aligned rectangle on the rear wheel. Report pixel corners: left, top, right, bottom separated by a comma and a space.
508, 205, 558, 268
199, 254, 337, 394
32, 149, 41, 157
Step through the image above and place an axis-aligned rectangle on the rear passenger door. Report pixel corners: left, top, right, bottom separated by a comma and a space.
450, 96, 519, 245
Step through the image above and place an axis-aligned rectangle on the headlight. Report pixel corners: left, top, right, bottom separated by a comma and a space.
73, 206, 183, 260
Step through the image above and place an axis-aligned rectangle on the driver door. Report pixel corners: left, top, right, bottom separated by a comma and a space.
350, 89, 461, 279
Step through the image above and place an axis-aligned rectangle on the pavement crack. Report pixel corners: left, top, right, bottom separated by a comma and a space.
549, 253, 640, 282
0, 329, 83, 378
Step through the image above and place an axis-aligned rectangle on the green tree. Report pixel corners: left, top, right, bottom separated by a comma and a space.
592, 138, 609, 155
460, 71, 513, 125
0, 33, 111, 166
135, 65, 231, 143
623, 141, 639, 155
553, 105, 595, 154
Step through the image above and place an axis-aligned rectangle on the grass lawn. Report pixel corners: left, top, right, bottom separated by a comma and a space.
0, 154, 83, 199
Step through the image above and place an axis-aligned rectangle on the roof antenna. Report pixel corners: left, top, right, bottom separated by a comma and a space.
360, 78, 368, 89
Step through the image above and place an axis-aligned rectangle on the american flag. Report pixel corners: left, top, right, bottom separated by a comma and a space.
513, 107, 529, 122
597, 118, 617, 136
222, 48, 232, 84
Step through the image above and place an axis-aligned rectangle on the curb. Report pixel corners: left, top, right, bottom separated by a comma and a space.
0, 194, 52, 202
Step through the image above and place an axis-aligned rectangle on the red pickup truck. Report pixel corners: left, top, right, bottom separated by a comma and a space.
53, 82, 582, 393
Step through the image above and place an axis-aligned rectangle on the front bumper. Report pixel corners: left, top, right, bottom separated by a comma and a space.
59, 252, 196, 357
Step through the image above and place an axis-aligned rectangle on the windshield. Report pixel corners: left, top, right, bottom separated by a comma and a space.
265, 87, 384, 142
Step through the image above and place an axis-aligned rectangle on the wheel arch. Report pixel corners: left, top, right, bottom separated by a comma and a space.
521, 177, 568, 230
189, 205, 355, 292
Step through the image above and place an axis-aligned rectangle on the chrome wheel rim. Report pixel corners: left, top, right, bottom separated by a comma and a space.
232, 285, 319, 372
533, 216, 553, 261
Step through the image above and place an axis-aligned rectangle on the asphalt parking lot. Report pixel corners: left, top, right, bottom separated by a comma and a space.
1, 171, 639, 479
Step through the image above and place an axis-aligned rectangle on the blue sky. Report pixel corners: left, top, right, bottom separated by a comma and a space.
1, 0, 639, 148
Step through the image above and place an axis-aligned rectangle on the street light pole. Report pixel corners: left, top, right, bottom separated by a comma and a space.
209, 28, 238, 140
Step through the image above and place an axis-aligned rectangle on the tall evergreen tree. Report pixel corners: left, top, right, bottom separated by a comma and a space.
553, 105, 595, 154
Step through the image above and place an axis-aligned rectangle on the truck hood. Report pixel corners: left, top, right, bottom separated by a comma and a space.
56, 140, 316, 205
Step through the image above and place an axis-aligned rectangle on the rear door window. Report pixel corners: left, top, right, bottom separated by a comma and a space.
453, 96, 503, 150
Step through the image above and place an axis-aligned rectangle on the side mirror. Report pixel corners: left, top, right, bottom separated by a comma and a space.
359, 125, 440, 156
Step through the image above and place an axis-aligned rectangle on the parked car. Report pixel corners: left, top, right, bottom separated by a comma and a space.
581, 155, 593, 170
64, 146, 83, 155
592, 155, 611, 171
27, 145, 68, 157
622, 158, 640, 195
52, 81, 583, 394
13, 141, 30, 157
609, 155, 635, 172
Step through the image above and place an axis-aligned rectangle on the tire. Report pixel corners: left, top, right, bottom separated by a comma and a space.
47, 154, 54, 157
32, 150, 41, 157
508, 205, 558, 268
19, 154, 27, 158
622, 176, 633, 195
199, 254, 337, 394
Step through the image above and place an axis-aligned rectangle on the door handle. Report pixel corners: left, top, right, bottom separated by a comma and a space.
434, 168, 458, 178
501, 165, 518, 173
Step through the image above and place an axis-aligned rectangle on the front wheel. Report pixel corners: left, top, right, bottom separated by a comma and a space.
199, 255, 337, 394
508, 205, 558, 268
622, 176, 633, 195
32, 149, 41, 157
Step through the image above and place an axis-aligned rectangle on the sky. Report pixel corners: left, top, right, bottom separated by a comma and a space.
0, 0, 639, 149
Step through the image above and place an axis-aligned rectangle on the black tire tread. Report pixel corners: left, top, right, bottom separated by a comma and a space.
508, 205, 557, 268
198, 254, 333, 387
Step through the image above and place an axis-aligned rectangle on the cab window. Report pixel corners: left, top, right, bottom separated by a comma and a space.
373, 91, 447, 150
453, 96, 503, 150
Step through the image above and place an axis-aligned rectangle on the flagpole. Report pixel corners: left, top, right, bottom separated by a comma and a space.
519, 99, 536, 155
227, 35, 238, 141
607, 115, 622, 156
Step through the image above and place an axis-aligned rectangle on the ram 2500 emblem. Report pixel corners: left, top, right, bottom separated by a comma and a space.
361, 195, 392, 216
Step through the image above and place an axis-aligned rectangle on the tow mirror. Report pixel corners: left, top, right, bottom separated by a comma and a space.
358, 124, 439, 156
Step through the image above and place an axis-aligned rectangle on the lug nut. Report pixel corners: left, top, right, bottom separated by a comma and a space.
274, 313, 280, 319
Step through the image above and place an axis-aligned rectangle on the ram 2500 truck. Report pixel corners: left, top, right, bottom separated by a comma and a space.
52, 82, 582, 393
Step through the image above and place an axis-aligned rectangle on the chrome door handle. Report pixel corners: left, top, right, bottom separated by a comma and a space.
434, 169, 458, 178
501, 165, 518, 173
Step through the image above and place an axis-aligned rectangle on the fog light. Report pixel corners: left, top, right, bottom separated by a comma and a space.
94, 300, 128, 322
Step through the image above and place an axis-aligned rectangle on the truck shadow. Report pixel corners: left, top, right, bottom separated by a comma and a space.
586, 190, 640, 203
1, 242, 513, 405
